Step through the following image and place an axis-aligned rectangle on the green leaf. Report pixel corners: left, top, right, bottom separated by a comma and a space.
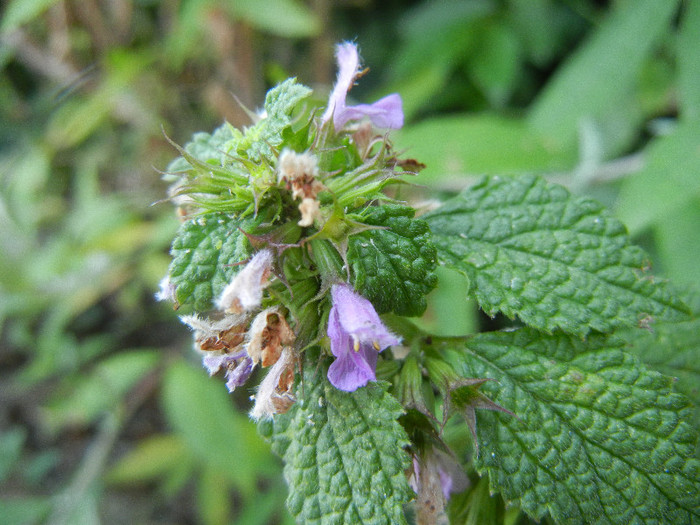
267, 363, 413, 524
161, 360, 274, 497
394, 115, 575, 184
678, 0, 700, 121
1, 0, 61, 33
620, 290, 700, 434
424, 174, 689, 336
105, 434, 190, 485
231, 78, 312, 163
0, 497, 51, 525
615, 121, 700, 235
528, 0, 680, 154
448, 329, 700, 524
42, 350, 159, 433
0, 428, 25, 482
347, 204, 437, 317
168, 213, 264, 310
228, 0, 320, 38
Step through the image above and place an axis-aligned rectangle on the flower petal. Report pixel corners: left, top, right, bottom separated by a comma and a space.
225, 356, 254, 392
327, 343, 377, 391
334, 94, 404, 130
331, 284, 401, 349
322, 42, 360, 125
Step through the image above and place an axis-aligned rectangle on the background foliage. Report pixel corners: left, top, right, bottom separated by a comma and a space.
0, 1, 698, 524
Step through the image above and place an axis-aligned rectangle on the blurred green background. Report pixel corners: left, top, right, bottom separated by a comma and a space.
1, 0, 698, 523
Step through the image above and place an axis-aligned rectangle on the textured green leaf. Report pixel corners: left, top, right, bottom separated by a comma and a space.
424, 175, 689, 336
268, 364, 413, 525
232, 78, 312, 163
448, 329, 700, 524
347, 204, 437, 317
621, 290, 700, 434
168, 213, 262, 311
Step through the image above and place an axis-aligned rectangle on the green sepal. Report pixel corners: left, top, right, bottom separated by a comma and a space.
347, 204, 437, 317
166, 122, 236, 174
448, 329, 700, 524
168, 212, 266, 311
424, 174, 690, 336
266, 359, 413, 525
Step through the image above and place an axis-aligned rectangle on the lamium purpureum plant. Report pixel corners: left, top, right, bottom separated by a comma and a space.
158, 42, 700, 524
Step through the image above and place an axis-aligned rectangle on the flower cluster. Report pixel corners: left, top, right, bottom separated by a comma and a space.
160, 41, 408, 410
179, 250, 296, 420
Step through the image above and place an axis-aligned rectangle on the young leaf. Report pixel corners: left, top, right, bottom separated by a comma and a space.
168, 213, 262, 311
424, 174, 689, 336
267, 364, 413, 524
347, 204, 437, 317
232, 78, 312, 163
446, 329, 700, 525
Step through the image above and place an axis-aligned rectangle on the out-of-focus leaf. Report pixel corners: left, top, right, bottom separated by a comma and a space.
654, 201, 700, 286
469, 23, 521, 107
528, 0, 679, 154
45, 50, 154, 150
0, 427, 25, 482
0, 0, 61, 33
508, 0, 581, 66
615, 121, 700, 235
235, 482, 290, 525
228, 0, 320, 38
42, 350, 159, 433
105, 434, 190, 485
385, 0, 493, 118
678, 0, 700, 121
0, 497, 51, 525
197, 467, 231, 525
412, 266, 477, 337
395, 115, 575, 185
161, 360, 275, 497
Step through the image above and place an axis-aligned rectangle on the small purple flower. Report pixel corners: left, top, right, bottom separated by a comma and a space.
326, 283, 401, 391
322, 42, 404, 132
202, 350, 255, 393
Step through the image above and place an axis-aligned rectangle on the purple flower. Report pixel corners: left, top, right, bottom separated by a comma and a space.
326, 283, 401, 391
322, 42, 404, 132
202, 350, 255, 393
